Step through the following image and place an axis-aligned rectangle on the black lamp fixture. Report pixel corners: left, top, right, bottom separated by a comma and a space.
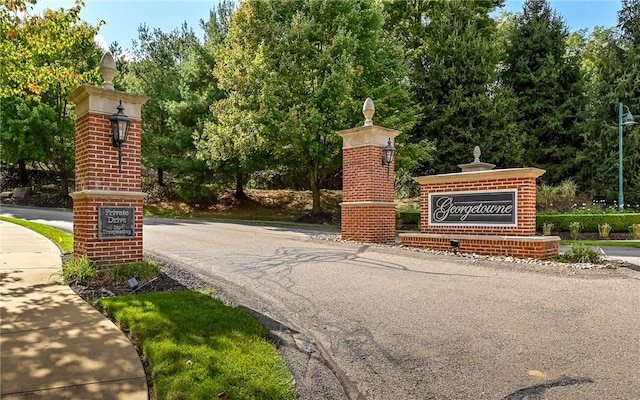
450, 239, 460, 255
109, 100, 132, 172
381, 138, 396, 178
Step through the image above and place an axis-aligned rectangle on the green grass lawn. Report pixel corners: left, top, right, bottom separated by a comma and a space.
99, 291, 297, 400
1, 217, 297, 398
561, 240, 640, 248
0, 216, 73, 254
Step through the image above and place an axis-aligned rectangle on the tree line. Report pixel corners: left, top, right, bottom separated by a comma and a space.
1, 0, 638, 214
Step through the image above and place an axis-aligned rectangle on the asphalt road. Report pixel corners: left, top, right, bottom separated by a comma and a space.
3, 205, 640, 399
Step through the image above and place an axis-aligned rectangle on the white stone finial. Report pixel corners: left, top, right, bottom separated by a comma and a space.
363, 98, 375, 126
99, 52, 117, 90
473, 146, 481, 163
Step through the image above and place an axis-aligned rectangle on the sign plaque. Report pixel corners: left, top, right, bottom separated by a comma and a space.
99, 206, 135, 238
429, 190, 517, 226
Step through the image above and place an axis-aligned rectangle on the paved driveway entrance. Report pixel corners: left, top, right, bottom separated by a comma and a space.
143, 219, 640, 400
2, 207, 639, 399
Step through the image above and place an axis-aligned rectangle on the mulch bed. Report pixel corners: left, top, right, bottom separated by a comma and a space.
69, 261, 215, 303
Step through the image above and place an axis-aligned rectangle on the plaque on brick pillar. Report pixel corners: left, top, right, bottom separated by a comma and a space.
337, 98, 400, 243
68, 52, 149, 267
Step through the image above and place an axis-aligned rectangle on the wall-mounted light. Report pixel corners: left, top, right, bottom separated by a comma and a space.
110, 100, 131, 173
450, 239, 460, 255
381, 138, 396, 179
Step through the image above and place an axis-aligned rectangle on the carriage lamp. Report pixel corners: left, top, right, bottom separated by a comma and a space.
382, 138, 396, 179
110, 100, 131, 173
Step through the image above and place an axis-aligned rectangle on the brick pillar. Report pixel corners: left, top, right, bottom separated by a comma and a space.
68, 53, 149, 266
337, 98, 400, 243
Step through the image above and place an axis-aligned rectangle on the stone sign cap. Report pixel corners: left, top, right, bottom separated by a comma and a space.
458, 146, 496, 172
414, 167, 545, 185
68, 84, 149, 120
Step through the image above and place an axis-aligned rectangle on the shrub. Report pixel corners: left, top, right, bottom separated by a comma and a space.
106, 260, 162, 285
557, 179, 578, 202
536, 179, 578, 212
598, 223, 612, 239
537, 213, 640, 232
60, 256, 100, 285
630, 224, 640, 239
537, 183, 558, 209
569, 221, 581, 240
558, 245, 602, 264
397, 211, 420, 225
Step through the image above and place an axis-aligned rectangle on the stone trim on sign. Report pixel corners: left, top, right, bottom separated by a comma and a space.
414, 167, 545, 185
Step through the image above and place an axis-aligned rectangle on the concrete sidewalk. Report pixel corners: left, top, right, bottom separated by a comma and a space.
0, 220, 147, 400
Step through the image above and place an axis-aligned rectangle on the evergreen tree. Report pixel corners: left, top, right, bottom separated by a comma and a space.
501, 0, 585, 184
578, 0, 639, 207
125, 4, 231, 205
383, 0, 520, 176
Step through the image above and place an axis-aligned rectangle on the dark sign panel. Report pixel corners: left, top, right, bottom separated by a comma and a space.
429, 190, 517, 226
99, 206, 135, 238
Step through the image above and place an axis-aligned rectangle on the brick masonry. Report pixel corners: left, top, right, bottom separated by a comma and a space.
72, 196, 144, 265
400, 233, 560, 260
400, 168, 561, 260
341, 203, 396, 243
69, 85, 148, 267
338, 124, 400, 243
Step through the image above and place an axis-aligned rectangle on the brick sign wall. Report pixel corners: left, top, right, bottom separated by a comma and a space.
400, 167, 560, 260
417, 169, 541, 236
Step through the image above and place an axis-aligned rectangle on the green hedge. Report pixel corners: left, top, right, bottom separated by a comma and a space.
397, 211, 420, 224
536, 214, 640, 232
397, 211, 640, 232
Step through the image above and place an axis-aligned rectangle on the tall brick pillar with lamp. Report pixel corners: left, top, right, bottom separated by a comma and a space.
338, 98, 400, 243
68, 52, 149, 266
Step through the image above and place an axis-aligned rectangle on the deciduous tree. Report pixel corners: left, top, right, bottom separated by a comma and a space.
203, 0, 415, 214
0, 0, 102, 195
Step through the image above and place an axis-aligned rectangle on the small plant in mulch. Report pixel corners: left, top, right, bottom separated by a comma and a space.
569, 221, 581, 240
630, 224, 640, 239
557, 245, 602, 264
598, 223, 612, 239
58, 256, 100, 285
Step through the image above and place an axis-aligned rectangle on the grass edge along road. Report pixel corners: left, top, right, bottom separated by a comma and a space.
561, 239, 640, 248
1, 217, 297, 400
1, 216, 73, 253
99, 291, 297, 400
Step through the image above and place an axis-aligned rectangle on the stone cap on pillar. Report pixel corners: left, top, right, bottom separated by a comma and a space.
68, 85, 149, 120
338, 98, 400, 149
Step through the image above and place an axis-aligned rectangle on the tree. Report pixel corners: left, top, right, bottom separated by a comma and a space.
0, 0, 102, 194
501, 0, 585, 184
382, 0, 520, 177
578, 0, 639, 207
202, 0, 415, 214
0, 0, 102, 100
122, 3, 235, 205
